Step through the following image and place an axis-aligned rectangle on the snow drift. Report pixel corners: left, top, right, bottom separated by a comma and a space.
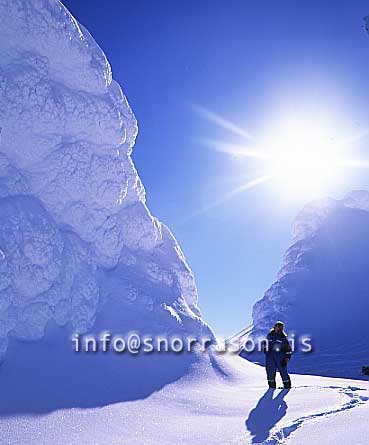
0, 0, 213, 413
248, 191, 369, 379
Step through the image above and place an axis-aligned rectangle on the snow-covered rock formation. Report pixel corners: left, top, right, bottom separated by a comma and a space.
0, 0, 213, 412
249, 191, 369, 379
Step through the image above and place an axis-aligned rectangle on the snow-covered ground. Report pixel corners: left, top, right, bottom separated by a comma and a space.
2, 355, 368, 444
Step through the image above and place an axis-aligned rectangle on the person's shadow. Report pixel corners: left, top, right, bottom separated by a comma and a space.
245, 388, 289, 443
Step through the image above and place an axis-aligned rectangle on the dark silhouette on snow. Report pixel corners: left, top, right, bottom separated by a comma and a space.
245, 388, 289, 443
264, 321, 292, 389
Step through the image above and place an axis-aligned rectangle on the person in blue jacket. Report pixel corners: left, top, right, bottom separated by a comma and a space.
264, 321, 292, 389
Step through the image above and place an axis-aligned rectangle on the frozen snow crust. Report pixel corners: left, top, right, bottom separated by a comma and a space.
0, 0, 212, 363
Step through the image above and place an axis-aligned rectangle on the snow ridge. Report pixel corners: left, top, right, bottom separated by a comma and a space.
249, 191, 369, 379
0, 0, 212, 362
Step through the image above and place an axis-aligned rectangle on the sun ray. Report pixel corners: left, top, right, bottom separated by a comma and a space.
334, 128, 369, 149
192, 104, 253, 141
198, 138, 270, 160
341, 158, 369, 168
185, 175, 271, 221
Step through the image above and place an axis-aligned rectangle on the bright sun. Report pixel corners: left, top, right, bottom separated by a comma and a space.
261, 118, 346, 197
193, 105, 369, 212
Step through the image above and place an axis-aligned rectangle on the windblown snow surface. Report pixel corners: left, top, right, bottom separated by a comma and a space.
248, 191, 369, 380
1, 354, 369, 445
0, 1, 368, 444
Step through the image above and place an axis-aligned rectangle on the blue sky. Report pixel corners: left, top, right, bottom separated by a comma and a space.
63, 0, 369, 336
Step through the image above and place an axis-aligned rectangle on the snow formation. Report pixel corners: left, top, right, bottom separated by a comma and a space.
0, 0, 212, 365
249, 191, 369, 379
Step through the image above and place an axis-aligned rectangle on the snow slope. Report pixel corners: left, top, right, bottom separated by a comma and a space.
1, 355, 368, 444
248, 191, 369, 380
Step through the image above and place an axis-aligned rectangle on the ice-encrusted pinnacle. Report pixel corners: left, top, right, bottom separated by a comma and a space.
0, 0, 213, 361
292, 190, 369, 242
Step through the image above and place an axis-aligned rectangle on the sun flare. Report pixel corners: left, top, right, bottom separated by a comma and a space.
260, 118, 347, 197
194, 105, 369, 212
